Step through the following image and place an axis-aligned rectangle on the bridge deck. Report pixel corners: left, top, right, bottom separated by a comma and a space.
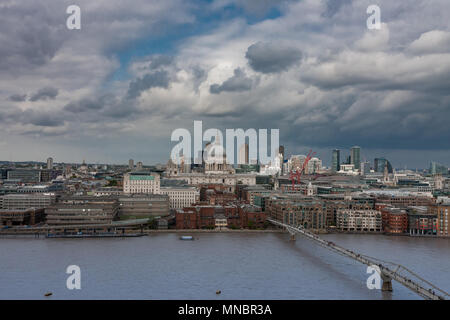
268, 218, 449, 300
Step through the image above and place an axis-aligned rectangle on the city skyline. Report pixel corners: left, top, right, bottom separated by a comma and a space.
1, 1, 450, 168
0, 144, 447, 171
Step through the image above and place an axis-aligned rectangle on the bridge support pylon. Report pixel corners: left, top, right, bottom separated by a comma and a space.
381, 274, 393, 292
290, 234, 296, 241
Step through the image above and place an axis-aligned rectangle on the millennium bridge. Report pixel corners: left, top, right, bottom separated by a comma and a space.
268, 218, 449, 300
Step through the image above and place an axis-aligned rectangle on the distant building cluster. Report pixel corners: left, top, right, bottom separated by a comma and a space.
0, 147, 448, 237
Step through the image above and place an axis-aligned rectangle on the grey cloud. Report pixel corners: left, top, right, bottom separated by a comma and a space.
0, 2, 67, 72
8, 94, 27, 102
17, 109, 64, 127
408, 30, 450, 54
127, 70, 171, 99
191, 66, 207, 93
322, 0, 352, 18
210, 68, 255, 94
149, 55, 174, 69
29, 87, 59, 101
64, 95, 115, 113
63, 92, 144, 124
246, 42, 302, 73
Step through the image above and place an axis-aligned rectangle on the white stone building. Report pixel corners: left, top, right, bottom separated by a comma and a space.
123, 172, 161, 194
160, 186, 200, 209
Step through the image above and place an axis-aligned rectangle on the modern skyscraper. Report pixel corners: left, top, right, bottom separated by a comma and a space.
430, 161, 447, 175
136, 161, 143, 171
46, 157, 53, 170
332, 149, 340, 172
350, 146, 361, 170
374, 158, 393, 173
128, 159, 134, 169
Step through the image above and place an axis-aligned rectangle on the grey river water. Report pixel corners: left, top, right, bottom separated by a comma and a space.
0, 233, 449, 300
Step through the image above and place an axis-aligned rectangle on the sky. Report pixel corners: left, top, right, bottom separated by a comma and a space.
0, 0, 449, 169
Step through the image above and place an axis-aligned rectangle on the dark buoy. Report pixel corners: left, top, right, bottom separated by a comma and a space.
44, 292, 52, 297
216, 290, 221, 295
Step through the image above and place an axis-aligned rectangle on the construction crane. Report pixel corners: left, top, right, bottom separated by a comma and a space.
289, 150, 316, 190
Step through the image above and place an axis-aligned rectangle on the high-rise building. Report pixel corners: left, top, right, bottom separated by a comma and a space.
279, 146, 285, 160
238, 143, 249, 165
128, 159, 134, 170
331, 149, 340, 172
46, 157, 53, 170
360, 161, 371, 175
307, 157, 322, 174
350, 146, 361, 170
136, 161, 143, 171
430, 161, 447, 175
374, 158, 393, 173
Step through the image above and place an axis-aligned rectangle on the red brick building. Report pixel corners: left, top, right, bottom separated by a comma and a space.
176, 204, 265, 229
381, 207, 408, 234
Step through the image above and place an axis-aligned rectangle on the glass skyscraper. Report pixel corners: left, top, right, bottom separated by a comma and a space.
374, 158, 393, 173
332, 149, 340, 172
350, 146, 361, 170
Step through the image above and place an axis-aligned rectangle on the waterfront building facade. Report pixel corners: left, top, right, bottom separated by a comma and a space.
45, 196, 118, 225
430, 203, 449, 237
160, 186, 199, 209
0, 193, 56, 210
336, 209, 382, 232
118, 194, 170, 218
0, 208, 45, 226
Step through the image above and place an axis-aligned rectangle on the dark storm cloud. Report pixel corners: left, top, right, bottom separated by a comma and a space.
127, 70, 171, 99
245, 42, 302, 73
210, 68, 255, 94
8, 94, 27, 102
29, 87, 59, 101
0, 2, 67, 72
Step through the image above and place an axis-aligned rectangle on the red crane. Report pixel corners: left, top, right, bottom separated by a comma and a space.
289, 150, 316, 190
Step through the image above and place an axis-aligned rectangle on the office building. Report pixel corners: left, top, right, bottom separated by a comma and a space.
350, 146, 361, 170
430, 203, 449, 237
0, 208, 45, 226
46, 196, 118, 225
128, 159, 134, 170
118, 194, 170, 218
374, 158, 393, 173
0, 194, 56, 210
7, 169, 41, 183
331, 149, 340, 172
430, 162, 447, 175
160, 186, 200, 209
336, 209, 382, 232
123, 172, 161, 194
46, 157, 53, 170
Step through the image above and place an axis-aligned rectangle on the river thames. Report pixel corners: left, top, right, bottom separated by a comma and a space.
0, 233, 449, 300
